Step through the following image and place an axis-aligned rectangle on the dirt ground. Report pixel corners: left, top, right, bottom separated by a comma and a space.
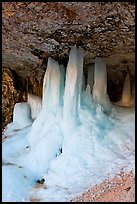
71, 171, 135, 202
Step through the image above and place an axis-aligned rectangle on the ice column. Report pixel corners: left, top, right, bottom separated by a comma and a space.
27, 94, 42, 120
59, 64, 65, 106
121, 73, 131, 105
28, 57, 61, 145
93, 57, 112, 114
63, 45, 84, 126
77, 47, 84, 110
87, 63, 94, 93
42, 57, 60, 112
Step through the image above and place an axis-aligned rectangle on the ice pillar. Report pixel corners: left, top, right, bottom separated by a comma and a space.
59, 64, 65, 106
28, 57, 61, 145
63, 45, 84, 126
42, 57, 60, 112
93, 57, 112, 114
27, 94, 42, 120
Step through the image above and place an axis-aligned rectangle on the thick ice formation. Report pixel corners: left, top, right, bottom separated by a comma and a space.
13, 57, 64, 177
2, 45, 135, 202
42, 57, 61, 111
87, 63, 94, 93
93, 57, 112, 114
63, 45, 83, 128
121, 73, 131, 105
27, 57, 61, 145
59, 64, 65, 106
4, 102, 33, 135
27, 94, 42, 120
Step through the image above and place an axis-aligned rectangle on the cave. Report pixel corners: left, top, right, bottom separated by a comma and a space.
2, 2, 135, 202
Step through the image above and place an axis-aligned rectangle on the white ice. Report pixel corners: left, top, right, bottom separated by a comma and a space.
3, 102, 33, 136
10, 57, 64, 178
42, 57, 60, 111
2, 165, 35, 202
93, 57, 112, 114
63, 45, 83, 130
59, 64, 65, 106
27, 93, 42, 120
2, 46, 135, 202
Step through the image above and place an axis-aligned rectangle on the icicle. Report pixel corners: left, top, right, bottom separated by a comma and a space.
93, 57, 112, 114
27, 94, 42, 120
63, 45, 84, 126
87, 63, 94, 93
59, 64, 65, 106
121, 73, 131, 105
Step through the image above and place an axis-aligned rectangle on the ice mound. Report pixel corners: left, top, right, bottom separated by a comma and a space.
4, 102, 33, 135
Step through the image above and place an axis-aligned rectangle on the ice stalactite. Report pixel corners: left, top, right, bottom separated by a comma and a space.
63, 45, 84, 129
121, 73, 131, 106
27, 94, 42, 120
93, 57, 112, 114
87, 63, 94, 94
59, 64, 65, 106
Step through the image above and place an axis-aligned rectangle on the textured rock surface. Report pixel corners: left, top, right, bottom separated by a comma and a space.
2, 68, 27, 130
2, 2, 135, 77
2, 2, 135, 127
2, 68, 43, 130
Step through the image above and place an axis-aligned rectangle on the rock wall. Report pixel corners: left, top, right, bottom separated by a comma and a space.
2, 68, 42, 130
2, 2, 135, 128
